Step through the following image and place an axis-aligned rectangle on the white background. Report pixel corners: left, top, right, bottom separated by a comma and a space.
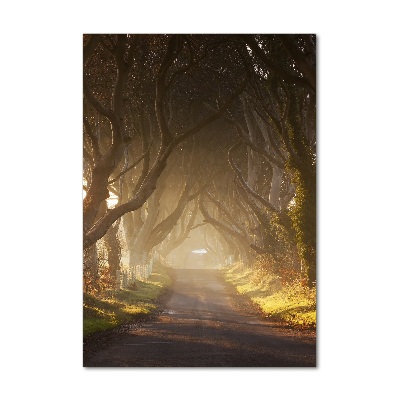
1, 1, 399, 399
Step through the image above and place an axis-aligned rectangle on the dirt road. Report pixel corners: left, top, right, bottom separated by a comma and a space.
84, 269, 316, 367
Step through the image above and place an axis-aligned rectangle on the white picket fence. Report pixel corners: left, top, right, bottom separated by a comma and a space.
116, 258, 155, 289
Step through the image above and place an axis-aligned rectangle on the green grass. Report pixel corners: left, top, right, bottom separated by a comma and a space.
222, 263, 316, 329
83, 263, 173, 337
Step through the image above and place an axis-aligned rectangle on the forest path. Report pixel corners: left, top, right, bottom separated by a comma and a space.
84, 269, 316, 367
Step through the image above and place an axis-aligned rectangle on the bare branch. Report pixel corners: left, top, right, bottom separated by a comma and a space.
228, 142, 277, 213
99, 36, 117, 56
277, 34, 316, 92
190, 222, 207, 231
108, 138, 154, 185
241, 34, 312, 90
83, 73, 121, 136
83, 34, 100, 64
166, 37, 194, 89
199, 197, 267, 255
204, 191, 247, 237
174, 74, 250, 147
83, 117, 101, 161
156, 35, 184, 146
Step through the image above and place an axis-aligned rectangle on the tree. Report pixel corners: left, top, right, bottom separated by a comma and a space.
83, 34, 317, 289
83, 34, 248, 250
237, 34, 316, 285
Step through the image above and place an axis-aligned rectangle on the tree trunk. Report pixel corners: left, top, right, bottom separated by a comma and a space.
289, 165, 316, 287
83, 244, 98, 293
104, 219, 122, 288
269, 165, 284, 209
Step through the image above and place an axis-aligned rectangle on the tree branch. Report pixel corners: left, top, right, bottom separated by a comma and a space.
156, 35, 184, 146
199, 197, 267, 255
228, 142, 277, 213
83, 34, 100, 65
204, 191, 247, 237
108, 138, 154, 185
174, 74, 250, 147
277, 34, 316, 93
83, 73, 121, 136
83, 116, 101, 162
241, 35, 311, 89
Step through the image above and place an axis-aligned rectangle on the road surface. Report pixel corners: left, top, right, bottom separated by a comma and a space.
84, 269, 316, 367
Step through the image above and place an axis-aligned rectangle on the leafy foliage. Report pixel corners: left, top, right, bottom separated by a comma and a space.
83, 34, 317, 317
223, 259, 316, 329
83, 262, 173, 337
287, 160, 316, 287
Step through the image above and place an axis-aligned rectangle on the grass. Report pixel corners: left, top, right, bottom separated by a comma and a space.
222, 263, 316, 329
83, 263, 173, 337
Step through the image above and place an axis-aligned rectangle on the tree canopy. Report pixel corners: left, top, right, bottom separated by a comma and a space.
83, 33, 316, 288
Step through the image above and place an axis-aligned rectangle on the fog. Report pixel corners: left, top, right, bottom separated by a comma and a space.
83, 34, 316, 289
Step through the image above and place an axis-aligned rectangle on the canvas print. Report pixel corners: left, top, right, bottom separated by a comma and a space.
83, 34, 316, 367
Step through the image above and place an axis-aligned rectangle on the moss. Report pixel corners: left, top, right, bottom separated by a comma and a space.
83, 263, 173, 337
222, 263, 316, 329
